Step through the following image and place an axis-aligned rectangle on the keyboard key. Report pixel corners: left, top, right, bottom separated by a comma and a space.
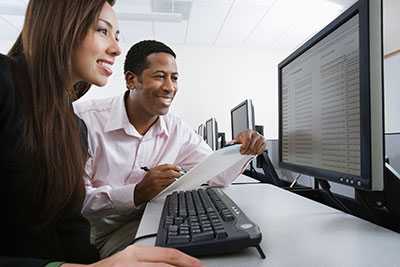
175, 217, 184, 225
168, 234, 190, 244
202, 226, 213, 232
190, 222, 200, 228
211, 219, 221, 224
215, 229, 228, 239
191, 229, 201, 234
192, 231, 214, 242
222, 214, 235, 221
180, 230, 190, 235
201, 223, 211, 228
168, 225, 178, 232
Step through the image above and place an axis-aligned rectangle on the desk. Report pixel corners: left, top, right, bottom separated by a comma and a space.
232, 174, 260, 184
136, 178, 400, 266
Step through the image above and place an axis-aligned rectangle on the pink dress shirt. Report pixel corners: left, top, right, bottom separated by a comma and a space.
73, 92, 250, 233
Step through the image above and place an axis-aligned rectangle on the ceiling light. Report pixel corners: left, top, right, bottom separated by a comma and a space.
118, 12, 183, 22
0, 3, 183, 22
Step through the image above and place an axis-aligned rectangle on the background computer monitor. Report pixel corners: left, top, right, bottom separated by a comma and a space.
197, 124, 205, 139
205, 118, 218, 151
278, 0, 384, 191
230, 99, 255, 140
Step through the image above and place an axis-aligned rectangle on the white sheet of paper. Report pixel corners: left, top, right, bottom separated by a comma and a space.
154, 144, 254, 200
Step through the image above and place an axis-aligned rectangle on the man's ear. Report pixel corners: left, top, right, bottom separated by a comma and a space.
125, 71, 138, 90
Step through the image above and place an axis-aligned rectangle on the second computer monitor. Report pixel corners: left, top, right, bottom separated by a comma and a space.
205, 118, 218, 151
231, 99, 255, 139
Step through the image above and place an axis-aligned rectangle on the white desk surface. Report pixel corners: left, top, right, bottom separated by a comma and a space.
136, 178, 400, 267
232, 174, 260, 184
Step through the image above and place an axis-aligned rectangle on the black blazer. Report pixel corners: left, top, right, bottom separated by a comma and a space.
0, 54, 99, 266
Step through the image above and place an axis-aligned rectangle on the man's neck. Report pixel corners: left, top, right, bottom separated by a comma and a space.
125, 92, 158, 136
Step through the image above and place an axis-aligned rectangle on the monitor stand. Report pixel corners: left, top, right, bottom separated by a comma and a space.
354, 163, 400, 231
243, 150, 285, 187
217, 132, 226, 149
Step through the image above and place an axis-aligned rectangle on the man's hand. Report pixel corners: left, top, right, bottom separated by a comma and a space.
134, 164, 181, 206
233, 130, 267, 155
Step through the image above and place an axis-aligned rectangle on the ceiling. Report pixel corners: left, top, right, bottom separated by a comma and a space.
0, 0, 398, 55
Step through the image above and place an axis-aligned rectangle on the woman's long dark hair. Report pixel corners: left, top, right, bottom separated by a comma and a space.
8, 0, 115, 225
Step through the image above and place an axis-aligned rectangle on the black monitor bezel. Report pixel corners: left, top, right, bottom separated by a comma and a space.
230, 99, 255, 139
278, 0, 374, 190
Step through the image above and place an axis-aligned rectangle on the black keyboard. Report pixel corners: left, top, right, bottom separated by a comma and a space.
155, 187, 263, 257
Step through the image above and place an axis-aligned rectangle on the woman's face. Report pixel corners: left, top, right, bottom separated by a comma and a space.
71, 2, 121, 87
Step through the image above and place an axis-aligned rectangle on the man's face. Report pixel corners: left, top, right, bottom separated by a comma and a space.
128, 52, 178, 116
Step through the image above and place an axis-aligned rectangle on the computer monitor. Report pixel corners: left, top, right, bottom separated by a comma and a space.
278, 0, 384, 191
197, 123, 205, 139
205, 118, 218, 151
231, 99, 255, 139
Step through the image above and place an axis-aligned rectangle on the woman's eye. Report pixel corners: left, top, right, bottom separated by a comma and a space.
97, 28, 108, 35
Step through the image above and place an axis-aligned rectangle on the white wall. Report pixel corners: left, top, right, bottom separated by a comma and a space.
383, 0, 400, 54
172, 45, 287, 140
77, 43, 286, 140
0, 40, 14, 54
384, 53, 400, 133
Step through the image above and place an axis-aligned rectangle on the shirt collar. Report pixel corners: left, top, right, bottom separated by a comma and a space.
104, 91, 132, 133
154, 115, 169, 137
104, 91, 169, 138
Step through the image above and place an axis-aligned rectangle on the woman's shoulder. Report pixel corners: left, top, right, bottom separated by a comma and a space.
0, 53, 14, 70
0, 54, 16, 98
0, 54, 21, 128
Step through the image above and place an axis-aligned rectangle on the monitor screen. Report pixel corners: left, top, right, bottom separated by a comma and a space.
231, 99, 255, 139
278, 0, 384, 190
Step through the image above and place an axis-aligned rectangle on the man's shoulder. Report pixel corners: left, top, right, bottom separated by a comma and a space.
163, 112, 184, 126
163, 113, 195, 133
73, 95, 118, 117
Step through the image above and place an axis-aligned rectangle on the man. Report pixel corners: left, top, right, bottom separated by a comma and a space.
74, 40, 266, 258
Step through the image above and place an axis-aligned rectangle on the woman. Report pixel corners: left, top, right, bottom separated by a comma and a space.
0, 0, 202, 266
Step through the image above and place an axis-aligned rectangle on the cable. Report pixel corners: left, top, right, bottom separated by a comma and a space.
255, 245, 266, 259
289, 174, 302, 188
130, 233, 157, 245
317, 179, 353, 215
326, 191, 353, 215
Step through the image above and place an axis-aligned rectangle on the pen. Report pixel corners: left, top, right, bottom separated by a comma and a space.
140, 166, 150, 172
140, 166, 186, 180
178, 167, 187, 176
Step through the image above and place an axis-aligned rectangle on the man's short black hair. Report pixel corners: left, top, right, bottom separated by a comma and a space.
124, 40, 176, 75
